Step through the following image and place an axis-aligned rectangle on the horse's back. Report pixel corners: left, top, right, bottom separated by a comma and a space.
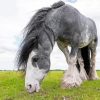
46, 4, 85, 34
45, 4, 97, 48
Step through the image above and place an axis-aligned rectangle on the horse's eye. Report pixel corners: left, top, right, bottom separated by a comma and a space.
32, 57, 39, 62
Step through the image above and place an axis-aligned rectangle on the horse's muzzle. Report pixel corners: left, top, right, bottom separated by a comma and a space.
25, 82, 40, 93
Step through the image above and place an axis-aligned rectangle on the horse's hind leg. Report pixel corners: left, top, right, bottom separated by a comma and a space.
61, 46, 82, 88
89, 40, 99, 80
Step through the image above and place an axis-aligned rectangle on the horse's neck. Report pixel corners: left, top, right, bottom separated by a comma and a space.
39, 31, 55, 56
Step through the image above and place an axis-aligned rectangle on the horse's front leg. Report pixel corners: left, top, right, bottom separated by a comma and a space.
62, 47, 82, 88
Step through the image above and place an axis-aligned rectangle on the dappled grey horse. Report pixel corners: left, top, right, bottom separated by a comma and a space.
17, 1, 99, 93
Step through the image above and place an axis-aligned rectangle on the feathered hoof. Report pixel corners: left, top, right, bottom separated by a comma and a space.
80, 72, 89, 81
89, 72, 100, 80
89, 76, 100, 80
61, 76, 82, 89
61, 81, 79, 89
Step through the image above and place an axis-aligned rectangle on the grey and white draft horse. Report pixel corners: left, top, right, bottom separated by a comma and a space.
17, 1, 99, 93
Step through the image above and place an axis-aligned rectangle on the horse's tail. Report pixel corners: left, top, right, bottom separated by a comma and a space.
17, 1, 65, 68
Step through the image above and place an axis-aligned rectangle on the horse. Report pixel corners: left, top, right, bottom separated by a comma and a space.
17, 1, 99, 93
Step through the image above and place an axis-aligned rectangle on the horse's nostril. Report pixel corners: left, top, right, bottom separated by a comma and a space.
28, 84, 32, 89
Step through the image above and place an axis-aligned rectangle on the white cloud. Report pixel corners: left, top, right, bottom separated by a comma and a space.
0, 0, 17, 17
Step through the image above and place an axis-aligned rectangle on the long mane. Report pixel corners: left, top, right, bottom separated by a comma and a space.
17, 7, 51, 68
17, 1, 65, 68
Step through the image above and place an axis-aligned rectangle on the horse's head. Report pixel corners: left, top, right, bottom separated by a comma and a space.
25, 49, 50, 93
18, 1, 57, 93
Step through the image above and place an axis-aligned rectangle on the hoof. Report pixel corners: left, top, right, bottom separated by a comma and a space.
80, 73, 88, 81
61, 76, 82, 89
89, 76, 100, 80
61, 81, 80, 89
89, 72, 99, 80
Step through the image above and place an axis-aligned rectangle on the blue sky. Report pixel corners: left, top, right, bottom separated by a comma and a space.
0, 0, 100, 70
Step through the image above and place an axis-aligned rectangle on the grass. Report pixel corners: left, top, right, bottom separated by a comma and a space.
0, 71, 100, 100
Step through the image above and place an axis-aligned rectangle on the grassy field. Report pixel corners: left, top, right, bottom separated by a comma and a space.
0, 71, 100, 100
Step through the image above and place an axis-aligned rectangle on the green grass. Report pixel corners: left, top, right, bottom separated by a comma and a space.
0, 71, 100, 100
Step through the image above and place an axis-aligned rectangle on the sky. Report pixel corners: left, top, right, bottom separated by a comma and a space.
0, 0, 100, 70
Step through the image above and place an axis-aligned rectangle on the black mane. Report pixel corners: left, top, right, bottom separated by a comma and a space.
17, 7, 51, 68
17, 1, 64, 68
